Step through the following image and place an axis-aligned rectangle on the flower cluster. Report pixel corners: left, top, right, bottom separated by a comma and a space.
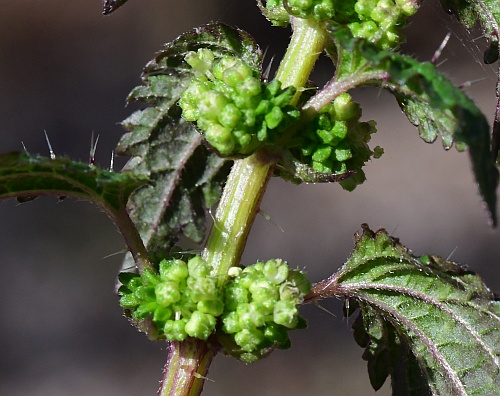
118, 257, 311, 363
292, 93, 382, 190
119, 256, 223, 341
220, 259, 310, 363
179, 49, 300, 156
264, 0, 420, 49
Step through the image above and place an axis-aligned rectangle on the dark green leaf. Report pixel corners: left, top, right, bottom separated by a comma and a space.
315, 225, 500, 395
117, 23, 260, 252
0, 152, 151, 269
0, 152, 145, 210
327, 28, 498, 224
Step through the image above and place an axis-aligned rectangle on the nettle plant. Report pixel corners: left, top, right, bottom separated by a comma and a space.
3, 0, 500, 394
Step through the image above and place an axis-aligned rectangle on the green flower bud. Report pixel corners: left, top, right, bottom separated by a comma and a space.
333, 93, 361, 121
222, 311, 243, 334
187, 255, 211, 278
249, 279, 279, 303
204, 123, 235, 154
184, 311, 217, 340
197, 299, 225, 316
234, 328, 265, 352
273, 300, 299, 328
159, 259, 189, 282
237, 302, 269, 328
155, 281, 181, 307
224, 282, 249, 311
187, 276, 218, 302
263, 259, 289, 284
164, 319, 188, 341
218, 103, 242, 129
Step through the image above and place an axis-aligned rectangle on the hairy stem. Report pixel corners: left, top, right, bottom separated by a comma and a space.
158, 340, 218, 396
157, 16, 328, 396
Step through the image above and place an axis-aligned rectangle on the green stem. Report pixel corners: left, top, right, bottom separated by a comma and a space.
157, 16, 329, 396
203, 154, 273, 282
158, 340, 218, 396
276, 17, 329, 102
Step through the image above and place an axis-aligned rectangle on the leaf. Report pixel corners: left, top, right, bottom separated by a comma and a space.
312, 225, 500, 395
441, 0, 500, 64
328, 28, 498, 224
117, 23, 261, 253
438, 1, 500, 178
0, 152, 151, 269
102, 0, 130, 15
0, 152, 145, 210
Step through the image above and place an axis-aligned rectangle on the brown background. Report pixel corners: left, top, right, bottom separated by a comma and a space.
1, 1, 499, 395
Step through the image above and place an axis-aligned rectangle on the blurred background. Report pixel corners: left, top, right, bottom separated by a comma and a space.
1, 1, 499, 395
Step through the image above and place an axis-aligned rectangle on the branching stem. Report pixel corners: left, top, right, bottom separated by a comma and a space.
157, 16, 329, 396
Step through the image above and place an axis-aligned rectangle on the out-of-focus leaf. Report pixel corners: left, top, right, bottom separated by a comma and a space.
117, 23, 261, 253
102, 0, 130, 15
311, 225, 500, 395
327, 28, 498, 224
0, 152, 150, 269
441, 0, 500, 64
0, 152, 145, 210
438, 1, 500, 166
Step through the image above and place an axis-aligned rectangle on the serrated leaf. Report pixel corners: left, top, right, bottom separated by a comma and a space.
0, 152, 151, 269
0, 152, 145, 210
313, 225, 500, 395
102, 0, 130, 15
117, 23, 261, 253
438, 1, 500, 170
328, 29, 498, 224
441, 0, 500, 64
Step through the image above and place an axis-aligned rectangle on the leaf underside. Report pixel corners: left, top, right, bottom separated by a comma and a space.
314, 225, 500, 395
117, 23, 262, 256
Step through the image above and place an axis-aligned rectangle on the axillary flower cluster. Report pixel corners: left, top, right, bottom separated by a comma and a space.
265, 0, 419, 50
178, 47, 381, 188
119, 256, 310, 362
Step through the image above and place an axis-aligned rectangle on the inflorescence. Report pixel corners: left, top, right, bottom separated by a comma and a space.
118, 256, 310, 362
264, 0, 420, 50
179, 49, 300, 156
178, 48, 381, 189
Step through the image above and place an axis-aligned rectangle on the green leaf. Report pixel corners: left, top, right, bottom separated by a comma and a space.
0, 152, 151, 270
372, 52, 498, 225
0, 152, 145, 210
117, 23, 261, 253
327, 29, 498, 224
313, 225, 500, 395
